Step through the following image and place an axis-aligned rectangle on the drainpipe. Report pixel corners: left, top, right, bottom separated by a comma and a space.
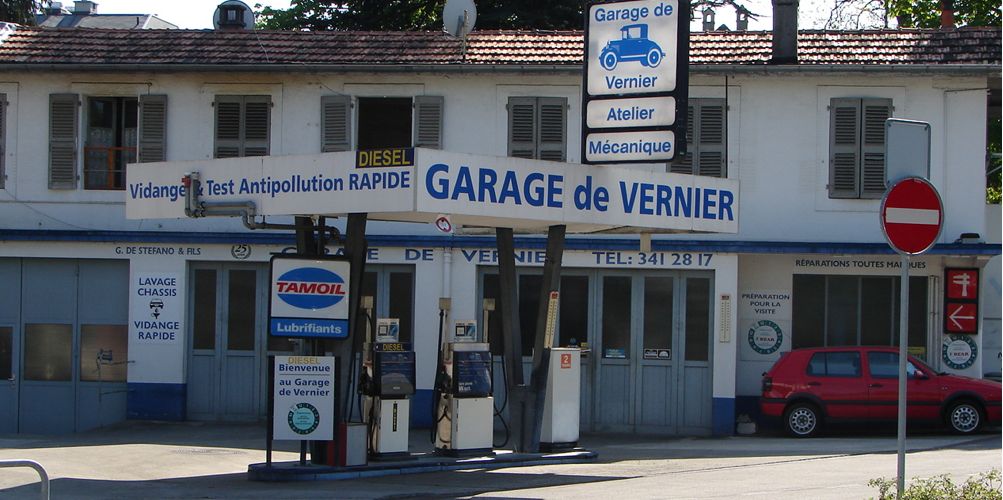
770, 0, 799, 65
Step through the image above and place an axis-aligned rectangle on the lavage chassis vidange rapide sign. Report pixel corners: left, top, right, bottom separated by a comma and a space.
125, 148, 737, 234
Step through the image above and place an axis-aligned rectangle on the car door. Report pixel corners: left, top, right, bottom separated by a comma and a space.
866, 351, 942, 421
804, 350, 868, 419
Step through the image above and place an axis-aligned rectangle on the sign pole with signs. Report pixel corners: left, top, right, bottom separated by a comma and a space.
880, 175, 944, 498
582, 0, 689, 164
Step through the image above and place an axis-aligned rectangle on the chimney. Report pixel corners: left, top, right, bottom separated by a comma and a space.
702, 7, 716, 32
46, 2, 67, 15
73, 1, 97, 15
736, 7, 750, 31
940, 0, 955, 29
770, 0, 798, 64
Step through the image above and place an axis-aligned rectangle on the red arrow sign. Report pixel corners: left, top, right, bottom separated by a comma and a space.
881, 177, 943, 255
945, 302, 978, 334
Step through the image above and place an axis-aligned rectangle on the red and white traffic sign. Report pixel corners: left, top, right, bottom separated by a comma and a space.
944, 268, 979, 334
945, 268, 979, 300
945, 302, 978, 334
880, 177, 943, 255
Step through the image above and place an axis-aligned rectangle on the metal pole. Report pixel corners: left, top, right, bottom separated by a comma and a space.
896, 254, 910, 499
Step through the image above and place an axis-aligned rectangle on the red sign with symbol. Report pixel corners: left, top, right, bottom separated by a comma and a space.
880, 177, 943, 255
560, 353, 572, 369
944, 268, 979, 334
946, 268, 979, 300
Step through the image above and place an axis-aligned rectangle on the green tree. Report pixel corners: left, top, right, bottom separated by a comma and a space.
0, 0, 41, 25
887, 0, 1001, 27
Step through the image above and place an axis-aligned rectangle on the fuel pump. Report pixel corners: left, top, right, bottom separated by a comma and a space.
360, 317, 416, 460
434, 314, 494, 456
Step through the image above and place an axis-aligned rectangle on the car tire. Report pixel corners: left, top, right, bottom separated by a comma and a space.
646, 48, 662, 68
601, 51, 618, 71
946, 400, 983, 434
784, 402, 821, 437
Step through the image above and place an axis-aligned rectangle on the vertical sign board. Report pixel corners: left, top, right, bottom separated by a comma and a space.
583, 0, 689, 164
944, 268, 979, 335
269, 255, 351, 339
273, 356, 336, 440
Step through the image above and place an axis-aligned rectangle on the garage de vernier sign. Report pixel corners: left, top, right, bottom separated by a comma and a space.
583, 0, 689, 164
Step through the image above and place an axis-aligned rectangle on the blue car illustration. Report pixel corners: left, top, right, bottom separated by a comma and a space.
599, 24, 665, 70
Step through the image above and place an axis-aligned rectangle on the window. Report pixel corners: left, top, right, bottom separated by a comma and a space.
867, 351, 921, 379
508, 97, 567, 161
482, 272, 590, 356
320, 95, 443, 152
48, 93, 166, 190
214, 95, 270, 158
669, 99, 726, 177
0, 93, 6, 189
829, 97, 892, 199
806, 351, 861, 377
24, 323, 72, 381
79, 324, 128, 382
792, 274, 928, 358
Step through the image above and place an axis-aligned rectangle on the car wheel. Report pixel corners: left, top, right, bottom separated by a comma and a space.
646, 48, 662, 67
947, 400, 983, 434
601, 51, 618, 71
784, 403, 820, 437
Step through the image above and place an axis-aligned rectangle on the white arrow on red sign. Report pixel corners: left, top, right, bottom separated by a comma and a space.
880, 177, 944, 255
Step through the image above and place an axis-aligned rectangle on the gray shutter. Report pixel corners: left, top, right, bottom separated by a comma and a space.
537, 97, 567, 162
49, 93, 79, 189
321, 95, 351, 152
413, 95, 444, 149
669, 105, 695, 175
214, 95, 242, 158
828, 98, 861, 198
508, 97, 537, 159
0, 94, 6, 189
138, 94, 167, 163
696, 101, 725, 177
860, 98, 892, 198
243, 95, 271, 157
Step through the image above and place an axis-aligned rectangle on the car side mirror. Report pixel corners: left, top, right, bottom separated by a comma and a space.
913, 369, 928, 380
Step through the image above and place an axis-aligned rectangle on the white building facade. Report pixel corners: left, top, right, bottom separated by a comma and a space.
0, 26, 999, 435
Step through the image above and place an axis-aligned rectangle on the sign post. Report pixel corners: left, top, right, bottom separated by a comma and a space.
880, 176, 943, 497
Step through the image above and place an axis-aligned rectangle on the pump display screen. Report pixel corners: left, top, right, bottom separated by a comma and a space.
452, 350, 492, 397
373, 350, 415, 397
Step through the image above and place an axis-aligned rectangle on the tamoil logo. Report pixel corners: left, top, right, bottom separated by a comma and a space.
276, 267, 346, 310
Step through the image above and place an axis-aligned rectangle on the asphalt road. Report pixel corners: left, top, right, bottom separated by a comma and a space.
0, 422, 999, 499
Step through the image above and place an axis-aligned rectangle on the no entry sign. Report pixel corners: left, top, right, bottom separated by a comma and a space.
880, 177, 943, 255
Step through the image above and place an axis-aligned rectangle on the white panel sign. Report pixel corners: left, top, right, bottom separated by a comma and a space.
273, 356, 336, 441
738, 290, 793, 361
584, 130, 675, 162
130, 272, 182, 344
586, 96, 676, 128
270, 257, 351, 339
586, 0, 679, 96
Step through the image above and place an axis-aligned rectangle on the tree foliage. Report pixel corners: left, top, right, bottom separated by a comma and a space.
0, 0, 41, 25
888, 0, 1002, 27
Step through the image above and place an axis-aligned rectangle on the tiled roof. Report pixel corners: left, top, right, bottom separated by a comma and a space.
0, 26, 998, 67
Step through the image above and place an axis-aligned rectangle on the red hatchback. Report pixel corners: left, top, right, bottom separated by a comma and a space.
761, 346, 1002, 437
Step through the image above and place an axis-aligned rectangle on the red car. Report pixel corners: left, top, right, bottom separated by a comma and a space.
760, 346, 1002, 437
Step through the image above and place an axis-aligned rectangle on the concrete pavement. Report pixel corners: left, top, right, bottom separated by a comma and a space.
0, 421, 999, 499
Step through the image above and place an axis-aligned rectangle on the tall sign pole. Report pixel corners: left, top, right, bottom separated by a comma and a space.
880, 176, 943, 498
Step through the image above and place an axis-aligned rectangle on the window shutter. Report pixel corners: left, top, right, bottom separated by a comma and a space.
413, 95, 443, 149
138, 94, 167, 163
321, 95, 351, 152
537, 97, 567, 162
669, 105, 695, 175
243, 95, 271, 157
214, 95, 242, 159
696, 102, 725, 177
860, 98, 892, 198
49, 93, 79, 189
828, 98, 861, 198
508, 97, 536, 159
0, 93, 6, 189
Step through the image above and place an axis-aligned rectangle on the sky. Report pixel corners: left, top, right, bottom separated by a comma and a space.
77, 0, 837, 31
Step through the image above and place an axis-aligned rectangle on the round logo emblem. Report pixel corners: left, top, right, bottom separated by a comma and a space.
942, 335, 978, 370
435, 215, 453, 233
748, 320, 783, 355
276, 267, 346, 310
231, 244, 251, 260
287, 402, 320, 435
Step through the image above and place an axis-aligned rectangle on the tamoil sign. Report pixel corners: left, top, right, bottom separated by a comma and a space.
269, 255, 351, 339
583, 0, 689, 164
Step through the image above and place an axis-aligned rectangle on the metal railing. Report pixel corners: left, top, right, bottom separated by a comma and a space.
0, 459, 49, 500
